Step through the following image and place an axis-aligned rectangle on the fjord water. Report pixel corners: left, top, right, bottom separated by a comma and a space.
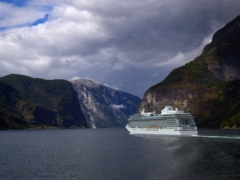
1, 129, 240, 180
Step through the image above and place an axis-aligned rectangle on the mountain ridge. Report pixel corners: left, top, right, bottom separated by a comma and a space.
138, 15, 240, 129
0, 74, 141, 129
0, 74, 88, 129
72, 78, 141, 128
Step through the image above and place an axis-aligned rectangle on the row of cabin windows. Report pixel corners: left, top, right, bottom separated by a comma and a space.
178, 118, 195, 125
129, 118, 196, 126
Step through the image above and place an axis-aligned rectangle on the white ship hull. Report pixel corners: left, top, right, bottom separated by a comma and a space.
125, 125, 198, 136
126, 106, 198, 136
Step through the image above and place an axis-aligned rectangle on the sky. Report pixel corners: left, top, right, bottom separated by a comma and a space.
0, 0, 240, 98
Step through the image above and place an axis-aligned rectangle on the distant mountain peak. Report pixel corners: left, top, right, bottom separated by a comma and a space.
71, 78, 100, 88
71, 78, 119, 91
71, 79, 141, 128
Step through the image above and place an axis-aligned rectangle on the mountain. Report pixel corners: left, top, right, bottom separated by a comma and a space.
0, 74, 88, 129
0, 80, 28, 129
71, 79, 141, 128
138, 15, 240, 129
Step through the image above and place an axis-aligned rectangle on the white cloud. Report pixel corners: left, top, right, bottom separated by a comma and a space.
0, 2, 49, 28
104, 83, 120, 90
111, 104, 126, 109
70, 77, 98, 83
154, 30, 214, 68
151, 72, 158, 77
0, 0, 239, 97
70, 76, 82, 81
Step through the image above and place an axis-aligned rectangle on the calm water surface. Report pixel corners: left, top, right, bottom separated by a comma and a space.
1, 128, 240, 180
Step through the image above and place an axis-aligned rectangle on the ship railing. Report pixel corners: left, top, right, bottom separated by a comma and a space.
179, 126, 197, 131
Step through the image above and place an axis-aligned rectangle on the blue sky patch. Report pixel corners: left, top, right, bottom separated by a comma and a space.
0, 27, 6, 31
0, 0, 27, 7
0, 0, 52, 30
30, 14, 49, 26
0, 14, 49, 31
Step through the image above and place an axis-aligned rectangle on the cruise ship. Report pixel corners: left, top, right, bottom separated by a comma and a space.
125, 106, 198, 135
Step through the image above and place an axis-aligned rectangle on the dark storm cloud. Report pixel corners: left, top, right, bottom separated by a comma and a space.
103, 0, 237, 58
0, 0, 240, 97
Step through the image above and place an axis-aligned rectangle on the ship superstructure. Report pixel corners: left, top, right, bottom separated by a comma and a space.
125, 106, 198, 135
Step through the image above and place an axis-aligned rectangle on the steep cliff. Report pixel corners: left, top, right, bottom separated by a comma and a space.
138, 15, 240, 128
72, 79, 141, 128
0, 74, 88, 129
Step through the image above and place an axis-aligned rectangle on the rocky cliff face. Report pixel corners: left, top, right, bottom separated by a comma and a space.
138, 15, 240, 128
0, 74, 88, 129
71, 79, 141, 128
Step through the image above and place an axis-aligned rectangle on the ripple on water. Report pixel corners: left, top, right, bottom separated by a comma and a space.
0, 128, 240, 180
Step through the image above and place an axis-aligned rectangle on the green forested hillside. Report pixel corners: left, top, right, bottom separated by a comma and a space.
0, 80, 28, 129
0, 74, 88, 129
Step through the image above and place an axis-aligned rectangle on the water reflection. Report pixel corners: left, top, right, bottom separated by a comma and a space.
0, 128, 240, 180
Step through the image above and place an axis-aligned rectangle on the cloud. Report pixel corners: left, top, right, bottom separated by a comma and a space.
104, 83, 120, 90
0, 0, 240, 97
70, 76, 82, 81
111, 104, 126, 109
0, 1, 50, 28
154, 31, 213, 67
151, 72, 158, 77
70, 76, 97, 83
